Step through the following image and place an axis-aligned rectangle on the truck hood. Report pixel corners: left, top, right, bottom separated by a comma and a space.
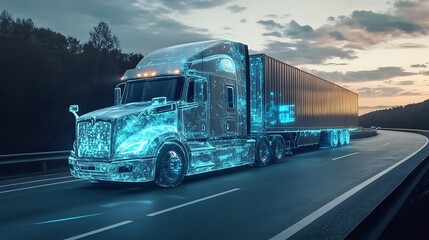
78, 102, 154, 121
75, 101, 179, 159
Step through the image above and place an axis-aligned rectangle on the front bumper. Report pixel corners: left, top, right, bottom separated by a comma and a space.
69, 156, 156, 182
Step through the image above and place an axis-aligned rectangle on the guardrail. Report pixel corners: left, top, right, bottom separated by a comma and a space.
0, 150, 70, 179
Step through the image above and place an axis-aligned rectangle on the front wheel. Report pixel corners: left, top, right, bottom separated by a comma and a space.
155, 143, 187, 188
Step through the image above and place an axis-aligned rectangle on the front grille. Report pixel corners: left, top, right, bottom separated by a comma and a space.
77, 121, 112, 158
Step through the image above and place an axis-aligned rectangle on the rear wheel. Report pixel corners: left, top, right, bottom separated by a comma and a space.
330, 130, 339, 147
271, 135, 285, 163
344, 130, 350, 145
155, 143, 187, 188
339, 130, 346, 146
255, 136, 271, 167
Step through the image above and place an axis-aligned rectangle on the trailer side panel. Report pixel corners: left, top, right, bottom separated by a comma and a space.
249, 54, 358, 133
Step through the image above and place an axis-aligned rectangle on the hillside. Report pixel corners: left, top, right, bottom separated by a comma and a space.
359, 99, 429, 130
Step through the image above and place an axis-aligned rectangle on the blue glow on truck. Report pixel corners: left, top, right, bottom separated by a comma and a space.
68, 39, 356, 187
279, 105, 295, 123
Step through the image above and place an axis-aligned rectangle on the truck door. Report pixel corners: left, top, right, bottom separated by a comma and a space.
208, 75, 238, 138
180, 77, 208, 139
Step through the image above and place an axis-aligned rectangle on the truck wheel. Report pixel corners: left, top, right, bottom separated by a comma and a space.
271, 136, 285, 163
339, 130, 346, 146
255, 136, 271, 167
345, 130, 350, 145
330, 130, 339, 147
155, 143, 187, 188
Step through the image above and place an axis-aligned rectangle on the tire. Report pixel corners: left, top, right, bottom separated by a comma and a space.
339, 130, 346, 146
255, 136, 271, 167
330, 130, 339, 148
271, 135, 285, 163
345, 130, 350, 145
154, 143, 187, 188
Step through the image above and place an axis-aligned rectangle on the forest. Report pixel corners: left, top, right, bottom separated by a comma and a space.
359, 99, 429, 130
0, 10, 143, 154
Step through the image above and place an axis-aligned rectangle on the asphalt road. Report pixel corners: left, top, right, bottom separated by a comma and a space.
1, 130, 428, 240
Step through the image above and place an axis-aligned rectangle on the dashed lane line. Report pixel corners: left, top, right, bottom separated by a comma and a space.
64, 220, 133, 240
147, 188, 241, 217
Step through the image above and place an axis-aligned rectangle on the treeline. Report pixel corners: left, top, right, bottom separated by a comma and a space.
0, 10, 143, 154
359, 99, 429, 130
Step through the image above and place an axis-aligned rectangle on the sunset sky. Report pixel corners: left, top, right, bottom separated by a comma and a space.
3, 0, 429, 115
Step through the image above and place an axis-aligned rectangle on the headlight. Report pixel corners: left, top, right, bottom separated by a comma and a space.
119, 140, 148, 155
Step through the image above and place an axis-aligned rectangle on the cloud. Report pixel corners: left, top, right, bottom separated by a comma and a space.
284, 20, 320, 39
410, 64, 427, 68
357, 86, 421, 97
257, 19, 283, 30
262, 31, 282, 38
422, 71, 429, 76
395, 80, 415, 85
322, 62, 348, 66
342, 10, 424, 33
329, 30, 347, 40
265, 14, 290, 19
394, 0, 419, 8
227, 5, 246, 13
311, 66, 417, 82
261, 40, 357, 65
149, 0, 230, 12
397, 43, 427, 48
346, 67, 415, 81
257, 0, 429, 60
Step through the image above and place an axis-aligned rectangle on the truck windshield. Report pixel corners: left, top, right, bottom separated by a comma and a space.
122, 77, 184, 104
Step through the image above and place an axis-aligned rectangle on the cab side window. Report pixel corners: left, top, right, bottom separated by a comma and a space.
187, 80, 195, 102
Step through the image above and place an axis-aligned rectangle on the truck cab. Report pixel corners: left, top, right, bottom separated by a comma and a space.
68, 40, 255, 187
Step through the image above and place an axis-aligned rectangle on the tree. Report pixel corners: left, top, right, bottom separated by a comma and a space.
88, 21, 120, 52
67, 36, 82, 55
0, 10, 13, 36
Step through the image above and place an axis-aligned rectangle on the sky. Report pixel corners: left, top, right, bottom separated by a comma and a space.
2, 0, 429, 115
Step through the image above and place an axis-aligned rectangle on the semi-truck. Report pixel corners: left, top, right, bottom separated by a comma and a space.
68, 39, 358, 187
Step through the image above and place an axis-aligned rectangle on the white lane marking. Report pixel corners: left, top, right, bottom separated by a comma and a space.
34, 213, 103, 225
271, 136, 428, 240
147, 188, 241, 217
0, 179, 84, 194
0, 176, 74, 188
64, 220, 133, 240
332, 152, 359, 161
383, 143, 390, 146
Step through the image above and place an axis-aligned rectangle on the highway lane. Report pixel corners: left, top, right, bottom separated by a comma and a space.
0, 130, 428, 240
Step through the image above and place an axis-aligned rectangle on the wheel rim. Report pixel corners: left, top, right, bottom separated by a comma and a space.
163, 151, 183, 179
260, 141, 269, 163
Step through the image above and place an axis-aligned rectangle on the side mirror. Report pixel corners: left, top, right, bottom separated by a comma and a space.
114, 87, 122, 106
69, 105, 79, 119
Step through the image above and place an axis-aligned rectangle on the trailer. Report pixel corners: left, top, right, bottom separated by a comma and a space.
68, 39, 358, 187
